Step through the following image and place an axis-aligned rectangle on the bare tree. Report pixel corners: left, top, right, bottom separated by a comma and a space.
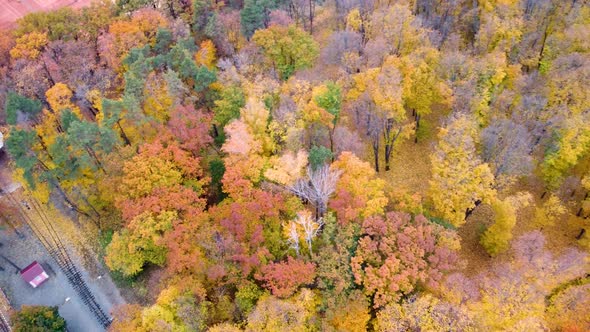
292, 210, 324, 256
481, 118, 534, 183
285, 221, 300, 255
289, 165, 342, 219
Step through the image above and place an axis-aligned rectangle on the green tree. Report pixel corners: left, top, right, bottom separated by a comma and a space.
213, 86, 245, 124
309, 145, 332, 170
14, 8, 80, 41
5, 128, 44, 188
105, 211, 176, 276
154, 28, 173, 54
5, 92, 42, 125
314, 81, 342, 153
240, 0, 275, 39
253, 25, 319, 80
65, 118, 118, 173
11, 305, 66, 332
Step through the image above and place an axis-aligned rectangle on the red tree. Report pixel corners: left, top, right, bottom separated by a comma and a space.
167, 105, 212, 156
256, 257, 316, 298
351, 212, 457, 308
210, 189, 288, 277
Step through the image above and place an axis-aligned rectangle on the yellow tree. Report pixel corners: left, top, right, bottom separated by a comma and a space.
252, 25, 319, 81
474, 271, 546, 330
239, 98, 275, 155
429, 115, 496, 227
264, 150, 308, 186
329, 152, 388, 225
397, 48, 452, 143
195, 40, 216, 69
541, 115, 590, 190
143, 73, 174, 123
475, 0, 524, 55
45, 82, 80, 113
533, 194, 566, 227
469, 51, 519, 126
246, 289, 318, 332
366, 3, 427, 57
35, 83, 85, 172
348, 56, 413, 171
9, 32, 48, 60
105, 211, 177, 276
110, 282, 208, 332
375, 294, 476, 331
480, 192, 532, 256
324, 290, 370, 332
103, 9, 168, 71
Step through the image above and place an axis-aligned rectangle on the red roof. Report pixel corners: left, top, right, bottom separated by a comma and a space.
20, 261, 49, 288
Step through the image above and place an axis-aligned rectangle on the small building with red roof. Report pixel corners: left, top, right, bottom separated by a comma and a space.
20, 261, 49, 288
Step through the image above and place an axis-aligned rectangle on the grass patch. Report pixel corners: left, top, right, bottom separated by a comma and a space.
424, 214, 456, 230
415, 119, 434, 142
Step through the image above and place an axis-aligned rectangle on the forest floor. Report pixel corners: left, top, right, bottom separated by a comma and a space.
373, 112, 588, 277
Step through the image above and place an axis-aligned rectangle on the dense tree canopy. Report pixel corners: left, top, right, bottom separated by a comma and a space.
11, 306, 66, 332
2, 0, 589, 331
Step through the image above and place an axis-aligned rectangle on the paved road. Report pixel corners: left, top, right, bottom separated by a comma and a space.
0, 221, 124, 331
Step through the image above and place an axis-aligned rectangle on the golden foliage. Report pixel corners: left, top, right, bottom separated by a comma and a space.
10, 32, 48, 60
195, 40, 217, 69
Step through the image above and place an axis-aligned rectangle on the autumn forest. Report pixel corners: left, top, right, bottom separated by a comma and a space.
0, 0, 589, 330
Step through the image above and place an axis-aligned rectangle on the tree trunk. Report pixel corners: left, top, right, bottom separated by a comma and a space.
384, 123, 402, 171
309, 0, 314, 35
415, 112, 421, 144
329, 125, 336, 161
537, 13, 551, 69
88, 103, 99, 119
36, 134, 54, 162
373, 138, 380, 172
50, 180, 91, 219
41, 59, 56, 87
212, 124, 219, 138
116, 120, 131, 146
81, 194, 102, 229
84, 146, 106, 174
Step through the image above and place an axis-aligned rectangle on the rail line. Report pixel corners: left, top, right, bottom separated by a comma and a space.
0, 288, 12, 332
0, 188, 111, 328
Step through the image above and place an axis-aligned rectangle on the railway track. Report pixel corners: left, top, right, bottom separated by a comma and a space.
1, 188, 111, 328
0, 288, 12, 332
